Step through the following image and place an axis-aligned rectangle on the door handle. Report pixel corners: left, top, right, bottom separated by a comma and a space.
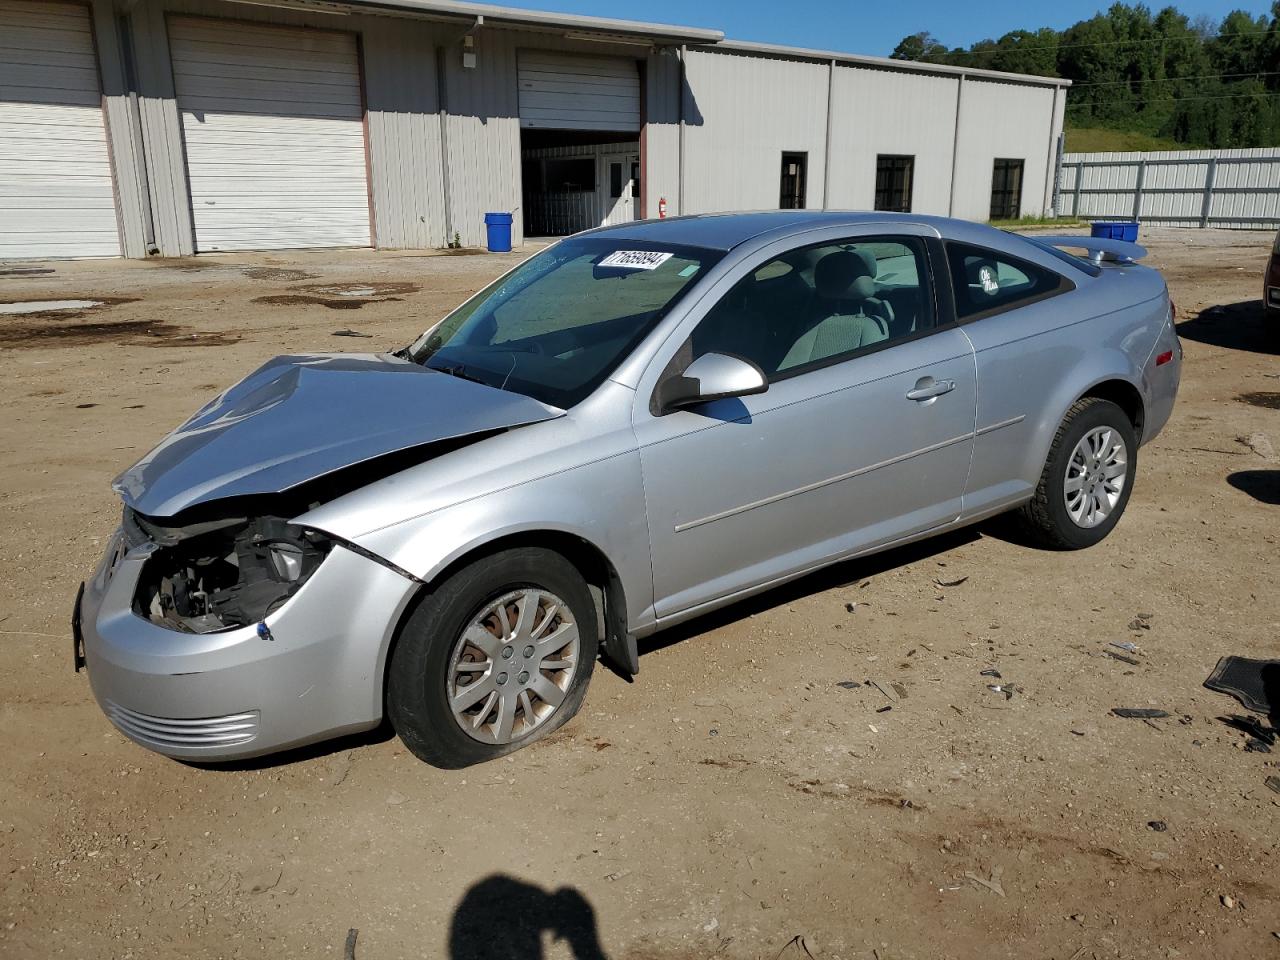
906, 377, 956, 402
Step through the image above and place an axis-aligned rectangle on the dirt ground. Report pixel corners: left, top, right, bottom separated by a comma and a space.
0, 228, 1277, 960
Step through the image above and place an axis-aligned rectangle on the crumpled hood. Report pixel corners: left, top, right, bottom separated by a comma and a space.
114, 353, 564, 518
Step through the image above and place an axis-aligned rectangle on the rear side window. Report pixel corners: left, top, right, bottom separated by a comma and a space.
946, 242, 1071, 320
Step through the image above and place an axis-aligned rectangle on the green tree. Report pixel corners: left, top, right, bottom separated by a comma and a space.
889, 2, 1280, 149
890, 32, 947, 62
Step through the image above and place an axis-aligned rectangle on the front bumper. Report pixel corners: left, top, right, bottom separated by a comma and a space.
79, 532, 419, 761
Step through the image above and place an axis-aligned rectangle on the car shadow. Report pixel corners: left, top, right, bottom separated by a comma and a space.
638, 526, 982, 658
1176, 299, 1278, 355
448, 875, 610, 960
1228, 469, 1280, 505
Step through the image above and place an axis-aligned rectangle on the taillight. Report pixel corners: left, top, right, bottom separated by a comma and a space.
1156, 350, 1174, 366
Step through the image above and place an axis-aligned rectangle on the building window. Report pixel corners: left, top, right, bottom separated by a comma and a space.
610, 161, 624, 199
874, 155, 914, 213
990, 159, 1024, 220
780, 152, 807, 209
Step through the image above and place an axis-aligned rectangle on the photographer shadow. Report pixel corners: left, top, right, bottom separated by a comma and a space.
449, 875, 609, 960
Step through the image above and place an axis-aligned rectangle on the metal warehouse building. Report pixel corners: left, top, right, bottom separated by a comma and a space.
0, 0, 1069, 259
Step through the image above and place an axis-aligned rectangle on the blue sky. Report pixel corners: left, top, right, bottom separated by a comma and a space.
493, 0, 1275, 57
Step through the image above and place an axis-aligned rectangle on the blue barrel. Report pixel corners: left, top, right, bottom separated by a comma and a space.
484, 212, 513, 253
1091, 221, 1139, 243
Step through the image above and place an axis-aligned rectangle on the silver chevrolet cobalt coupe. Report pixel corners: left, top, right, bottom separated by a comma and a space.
76, 212, 1180, 767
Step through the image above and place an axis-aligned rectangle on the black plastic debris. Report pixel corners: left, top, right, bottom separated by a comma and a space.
1219, 714, 1277, 746
980, 668, 1002, 679
1111, 708, 1171, 719
1147, 820, 1168, 832
1128, 614, 1153, 632
836, 680, 861, 690
1204, 656, 1279, 716
1245, 739, 1272, 754
876, 705, 892, 713
332, 329, 373, 338
1265, 775, 1280, 795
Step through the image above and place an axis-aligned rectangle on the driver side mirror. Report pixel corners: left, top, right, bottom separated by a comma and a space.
656, 352, 768, 415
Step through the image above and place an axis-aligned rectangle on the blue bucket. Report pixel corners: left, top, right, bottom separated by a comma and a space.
1091, 221, 1139, 243
484, 212, 513, 253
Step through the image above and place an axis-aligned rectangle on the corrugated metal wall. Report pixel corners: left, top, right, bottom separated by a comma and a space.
827, 65, 959, 215
643, 47, 681, 217
86, 0, 149, 258
361, 17, 446, 251
1059, 148, 1280, 229
951, 79, 1058, 221
681, 48, 829, 212
679, 47, 1062, 221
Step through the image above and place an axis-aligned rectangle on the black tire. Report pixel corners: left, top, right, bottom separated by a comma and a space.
387, 547, 598, 768
1017, 397, 1138, 550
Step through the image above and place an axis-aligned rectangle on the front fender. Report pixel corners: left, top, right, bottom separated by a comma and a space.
314, 449, 655, 632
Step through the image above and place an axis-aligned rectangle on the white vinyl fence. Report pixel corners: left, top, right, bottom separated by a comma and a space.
1055, 148, 1280, 229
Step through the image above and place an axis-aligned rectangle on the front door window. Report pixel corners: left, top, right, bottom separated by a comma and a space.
689, 236, 935, 380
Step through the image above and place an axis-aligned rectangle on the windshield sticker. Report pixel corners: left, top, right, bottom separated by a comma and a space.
678, 264, 700, 277
598, 251, 674, 271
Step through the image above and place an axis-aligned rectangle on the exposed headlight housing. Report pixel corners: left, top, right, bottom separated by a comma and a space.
267, 542, 305, 582
128, 510, 332, 633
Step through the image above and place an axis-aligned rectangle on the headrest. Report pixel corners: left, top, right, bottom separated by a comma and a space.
814, 250, 877, 300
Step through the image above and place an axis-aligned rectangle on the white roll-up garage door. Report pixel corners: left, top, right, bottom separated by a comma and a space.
518, 52, 640, 132
0, 0, 121, 259
168, 17, 371, 252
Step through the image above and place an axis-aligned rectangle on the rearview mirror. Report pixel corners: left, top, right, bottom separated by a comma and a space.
657, 352, 768, 414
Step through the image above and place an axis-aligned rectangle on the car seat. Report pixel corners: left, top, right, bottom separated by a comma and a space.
779, 250, 894, 371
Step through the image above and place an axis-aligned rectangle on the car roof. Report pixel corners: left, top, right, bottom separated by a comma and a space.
584, 210, 1000, 251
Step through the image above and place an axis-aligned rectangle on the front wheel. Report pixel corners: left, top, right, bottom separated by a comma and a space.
387, 547, 598, 768
1018, 397, 1138, 550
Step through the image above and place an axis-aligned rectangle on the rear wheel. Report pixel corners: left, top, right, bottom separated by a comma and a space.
1018, 397, 1137, 550
387, 548, 598, 768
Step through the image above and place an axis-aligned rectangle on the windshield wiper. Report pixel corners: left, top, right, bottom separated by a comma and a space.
427, 361, 488, 386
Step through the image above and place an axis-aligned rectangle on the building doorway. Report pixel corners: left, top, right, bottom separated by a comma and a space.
517, 50, 643, 237
780, 152, 808, 210
520, 130, 640, 237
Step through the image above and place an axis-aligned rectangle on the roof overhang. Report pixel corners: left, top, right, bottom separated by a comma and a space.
222, 0, 723, 45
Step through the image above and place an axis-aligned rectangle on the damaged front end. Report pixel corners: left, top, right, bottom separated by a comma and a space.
126, 509, 332, 634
